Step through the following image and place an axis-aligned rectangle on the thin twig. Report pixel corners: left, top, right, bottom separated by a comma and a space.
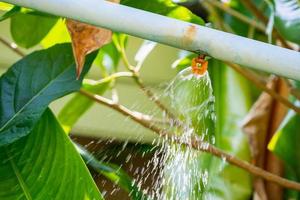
0, 36, 25, 57
80, 89, 300, 191
133, 74, 179, 121
226, 62, 300, 114
119, 45, 180, 124
95, 71, 134, 83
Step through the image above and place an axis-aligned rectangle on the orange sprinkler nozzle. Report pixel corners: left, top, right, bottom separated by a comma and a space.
191, 55, 208, 75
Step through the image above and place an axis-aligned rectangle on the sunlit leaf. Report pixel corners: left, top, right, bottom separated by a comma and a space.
0, 109, 103, 200
274, 0, 300, 44
0, 6, 20, 22
10, 12, 58, 48
41, 19, 71, 48
0, 2, 13, 11
0, 43, 96, 146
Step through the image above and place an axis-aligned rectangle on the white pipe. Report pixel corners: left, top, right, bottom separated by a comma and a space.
2, 0, 300, 80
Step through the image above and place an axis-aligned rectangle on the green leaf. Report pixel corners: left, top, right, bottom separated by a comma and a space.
76, 143, 149, 200
58, 79, 110, 133
121, 0, 205, 25
0, 43, 96, 146
274, 0, 300, 44
268, 105, 300, 199
10, 12, 58, 48
221, 0, 252, 37
0, 6, 20, 22
41, 19, 71, 48
0, 109, 103, 200
0, 3, 13, 11
207, 61, 252, 200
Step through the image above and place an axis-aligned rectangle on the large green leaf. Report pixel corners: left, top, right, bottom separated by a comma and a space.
0, 43, 96, 146
0, 109, 103, 200
121, 0, 205, 25
207, 61, 252, 200
269, 105, 300, 199
76, 143, 149, 200
274, 0, 300, 44
58, 79, 110, 133
10, 12, 58, 48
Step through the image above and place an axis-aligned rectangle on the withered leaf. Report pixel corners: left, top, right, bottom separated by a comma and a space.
242, 76, 277, 200
66, 0, 120, 78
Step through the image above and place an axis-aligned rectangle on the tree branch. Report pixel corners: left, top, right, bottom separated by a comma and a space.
80, 89, 300, 191
226, 62, 300, 114
119, 45, 180, 125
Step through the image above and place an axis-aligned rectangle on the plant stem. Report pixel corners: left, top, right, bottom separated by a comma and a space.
80, 89, 300, 191
119, 45, 180, 124
0, 36, 25, 57
227, 62, 300, 114
95, 71, 134, 83
80, 90, 166, 134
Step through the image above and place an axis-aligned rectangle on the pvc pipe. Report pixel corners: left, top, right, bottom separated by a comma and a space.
2, 0, 300, 80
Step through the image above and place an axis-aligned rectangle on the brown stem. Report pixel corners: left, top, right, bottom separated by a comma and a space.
0, 36, 25, 57
119, 45, 180, 124
80, 89, 300, 191
80, 89, 167, 135
226, 62, 300, 114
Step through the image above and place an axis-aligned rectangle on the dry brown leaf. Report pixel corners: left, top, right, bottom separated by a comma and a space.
66, 0, 120, 78
265, 78, 288, 200
242, 76, 289, 200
